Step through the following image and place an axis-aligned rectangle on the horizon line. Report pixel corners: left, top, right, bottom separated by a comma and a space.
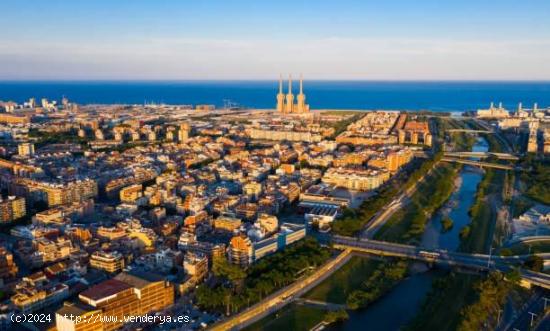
2, 78, 550, 83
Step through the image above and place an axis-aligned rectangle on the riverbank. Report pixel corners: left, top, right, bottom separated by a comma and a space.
242, 127, 508, 331
421, 168, 483, 250
304, 255, 383, 304
243, 304, 329, 331
406, 135, 517, 330
374, 163, 460, 244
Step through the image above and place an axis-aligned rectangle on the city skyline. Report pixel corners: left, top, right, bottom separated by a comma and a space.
2, 0, 550, 80
1, 2, 550, 330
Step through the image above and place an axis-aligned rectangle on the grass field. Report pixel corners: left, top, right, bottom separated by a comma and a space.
243, 304, 327, 331
375, 163, 458, 244
304, 256, 382, 304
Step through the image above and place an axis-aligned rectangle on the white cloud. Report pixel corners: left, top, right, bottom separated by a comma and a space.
1, 37, 550, 79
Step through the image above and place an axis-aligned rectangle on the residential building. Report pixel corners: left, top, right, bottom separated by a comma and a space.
228, 235, 253, 267
0, 196, 26, 223
89, 251, 125, 273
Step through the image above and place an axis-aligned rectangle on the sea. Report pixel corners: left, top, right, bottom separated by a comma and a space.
1, 80, 550, 112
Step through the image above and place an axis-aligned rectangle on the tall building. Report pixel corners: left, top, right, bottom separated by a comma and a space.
0, 247, 18, 282
213, 214, 242, 232
58, 272, 174, 331
56, 302, 103, 331
41, 179, 98, 207
322, 168, 390, 191
77, 279, 140, 331
0, 196, 26, 223
183, 252, 208, 282
178, 122, 190, 142
114, 271, 175, 315
276, 75, 310, 114
34, 237, 73, 265
95, 129, 104, 140
398, 121, 432, 146
89, 251, 125, 273
257, 213, 279, 234
228, 234, 253, 267
119, 184, 143, 203
18, 143, 35, 157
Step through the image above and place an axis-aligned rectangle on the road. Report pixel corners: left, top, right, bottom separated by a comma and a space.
208, 249, 353, 331
535, 312, 550, 331
441, 157, 514, 170
207, 120, 527, 330
444, 151, 519, 160
362, 163, 438, 239
332, 235, 550, 289
208, 234, 550, 331
361, 195, 408, 239
499, 290, 548, 331
472, 118, 514, 153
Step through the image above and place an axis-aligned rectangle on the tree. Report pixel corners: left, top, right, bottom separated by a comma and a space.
213, 258, 246, 291
325, 309, 349, 324
440, 217, 454, 232
523, 255, 544, 272
505, 268, 522, 284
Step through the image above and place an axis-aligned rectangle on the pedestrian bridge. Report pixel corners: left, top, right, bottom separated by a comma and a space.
332, 235, 550, 290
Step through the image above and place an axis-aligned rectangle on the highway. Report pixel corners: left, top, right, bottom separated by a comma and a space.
209, 249, 353, 331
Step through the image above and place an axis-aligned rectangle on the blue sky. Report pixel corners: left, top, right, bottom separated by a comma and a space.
1, 0, 550, 80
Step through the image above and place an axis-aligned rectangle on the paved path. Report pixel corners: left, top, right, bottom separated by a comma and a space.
209, 249, 353, 331
295, 298, 346, 311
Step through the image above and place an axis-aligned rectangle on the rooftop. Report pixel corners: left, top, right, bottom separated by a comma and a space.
79, 279, 131, 301
114, 270, 164, 289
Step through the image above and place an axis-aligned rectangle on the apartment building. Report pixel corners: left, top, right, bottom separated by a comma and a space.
89, 251, 125, 273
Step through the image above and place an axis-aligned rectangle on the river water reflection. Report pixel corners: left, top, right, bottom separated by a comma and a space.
328, 137, 489, 331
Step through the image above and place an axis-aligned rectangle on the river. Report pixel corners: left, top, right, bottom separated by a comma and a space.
326, 137, 489, 331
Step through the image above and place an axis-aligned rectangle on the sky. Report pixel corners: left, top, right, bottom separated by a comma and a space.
1, 0, 550, 80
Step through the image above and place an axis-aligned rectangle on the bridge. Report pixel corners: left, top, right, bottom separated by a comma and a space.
447, 129, 493, 134
210, 236, 550, 330
505, 236, 550, 246
332, 235, 550, 289
444, 151, 519, 161
441, 157, 514, 170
